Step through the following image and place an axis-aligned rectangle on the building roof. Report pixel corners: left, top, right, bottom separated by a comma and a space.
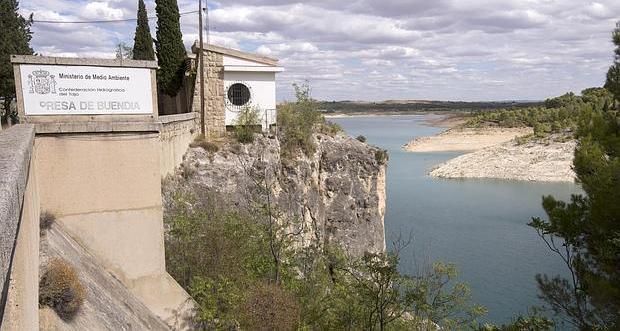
191, 41, 279, 66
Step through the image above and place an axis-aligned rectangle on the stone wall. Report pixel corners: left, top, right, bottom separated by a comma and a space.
159, 112, 199, 177
0, 124, 39, 331
192, 51, 225, 137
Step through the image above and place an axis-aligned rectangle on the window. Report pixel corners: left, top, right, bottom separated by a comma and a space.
227, 83, 251, 107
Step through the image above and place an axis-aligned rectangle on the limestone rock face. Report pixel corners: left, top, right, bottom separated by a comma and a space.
164, 133, 387, 257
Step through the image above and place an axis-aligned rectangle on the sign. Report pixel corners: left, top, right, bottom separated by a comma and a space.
19, 64, 153, 115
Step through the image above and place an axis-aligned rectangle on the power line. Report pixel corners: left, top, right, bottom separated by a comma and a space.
32, 10, 199, 24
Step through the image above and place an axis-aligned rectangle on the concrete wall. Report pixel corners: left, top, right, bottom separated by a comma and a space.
35, 132, 165, 282
34, 129, 195, 329
0, 125, 39, 331
159, 113, 199, 177
7, 57, 196, 329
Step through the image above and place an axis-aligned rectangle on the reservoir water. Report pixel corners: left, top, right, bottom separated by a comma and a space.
329, 114, 580, 326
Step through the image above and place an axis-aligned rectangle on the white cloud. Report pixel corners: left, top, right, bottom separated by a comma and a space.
82, 2, 125, 20
19, 0, 620, 101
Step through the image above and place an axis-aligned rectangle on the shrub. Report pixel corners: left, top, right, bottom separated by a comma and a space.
239, 282, 299, 331
356, 135, 367, 143
277, 82, 324, 159
40, 211, 55, 231
515, 134, 534, 145
320, 121, 342, 136
180, 160, 196, 179
39, 259, 86, 321
375, 149, 388, 165
189, 135, 220, 153
235, 106, 260, 144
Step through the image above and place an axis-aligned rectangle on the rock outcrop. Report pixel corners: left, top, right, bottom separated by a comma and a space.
429, 139, 576, 182
163, 133, 387, 257
403, 127, 533, 152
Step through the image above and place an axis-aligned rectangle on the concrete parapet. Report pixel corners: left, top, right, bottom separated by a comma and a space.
0, 124, 39, 330
33, 120, 161, 134
11, 55, 158, 69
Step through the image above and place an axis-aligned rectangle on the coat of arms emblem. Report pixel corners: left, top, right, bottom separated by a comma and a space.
28, 69, 57, 95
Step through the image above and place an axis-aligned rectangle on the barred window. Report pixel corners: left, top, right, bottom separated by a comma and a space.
227, 83, 251, 106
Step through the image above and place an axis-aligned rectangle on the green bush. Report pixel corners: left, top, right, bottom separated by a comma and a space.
277, 82, 324, 159
319, 121, 343, 136
235, 106, 260, 144
164, 185, 495, 330
515, 134, 534, 145
39, 259, 86, 321
356, 135, 367, 143
375, 149, 388, 165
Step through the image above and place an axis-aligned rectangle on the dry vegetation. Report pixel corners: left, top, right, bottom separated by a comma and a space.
189, 134, 220, 153
39, 258, 86, 321
40, 211, 55, 232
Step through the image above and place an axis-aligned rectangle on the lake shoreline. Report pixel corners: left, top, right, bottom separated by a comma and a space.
402, 115, 576, 182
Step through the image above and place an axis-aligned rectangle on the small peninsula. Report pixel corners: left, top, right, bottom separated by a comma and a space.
401, 93, 589, 182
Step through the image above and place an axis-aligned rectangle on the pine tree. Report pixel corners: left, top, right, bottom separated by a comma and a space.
605, 64, 620, 104
605, 22, 620, 104
0, 0, 33, 123
530, 23, 620, 330
154, 0, 186, 96
132, 0, 154, 61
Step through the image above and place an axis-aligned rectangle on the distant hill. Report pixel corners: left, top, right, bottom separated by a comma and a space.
317, 100, 543, 115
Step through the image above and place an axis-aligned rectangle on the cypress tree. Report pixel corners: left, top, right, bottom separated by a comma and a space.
0, 0, 33, 123
154, 0, 186, 96
132, 0, 155, 61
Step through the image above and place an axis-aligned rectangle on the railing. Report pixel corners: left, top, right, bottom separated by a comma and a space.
263, 108, 277, 135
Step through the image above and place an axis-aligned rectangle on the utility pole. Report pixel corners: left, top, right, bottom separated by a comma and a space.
198, 0, 206, 135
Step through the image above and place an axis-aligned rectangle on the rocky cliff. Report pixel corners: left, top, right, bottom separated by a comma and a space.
163, 132, 387, 257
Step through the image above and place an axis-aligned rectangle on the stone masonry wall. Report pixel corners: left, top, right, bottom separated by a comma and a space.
192, 51, 225, 137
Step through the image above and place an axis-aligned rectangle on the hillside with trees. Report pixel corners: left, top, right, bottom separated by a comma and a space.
318, 100, 542, 115
465, 88, 615, 140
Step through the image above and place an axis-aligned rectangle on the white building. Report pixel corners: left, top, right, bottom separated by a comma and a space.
191, 43, 284, 135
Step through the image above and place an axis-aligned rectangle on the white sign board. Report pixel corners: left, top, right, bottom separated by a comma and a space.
19, 64, 153, 115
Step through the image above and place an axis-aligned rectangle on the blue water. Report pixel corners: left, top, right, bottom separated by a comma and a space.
329, 115, 579, 326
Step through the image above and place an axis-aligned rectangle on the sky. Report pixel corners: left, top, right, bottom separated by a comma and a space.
21, 0, 620, 101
